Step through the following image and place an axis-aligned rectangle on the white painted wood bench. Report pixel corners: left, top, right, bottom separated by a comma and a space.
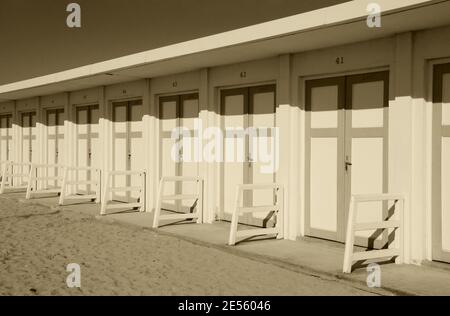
152, 176, 203, 228
59, 166, 101, 205
100, 170, 146, 215
25, 163, 66, 199
0, 162, 32, 194
228, 183, 284, 246
343, 193, 406, 273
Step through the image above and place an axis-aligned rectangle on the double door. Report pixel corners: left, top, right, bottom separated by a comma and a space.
159, 93, 199, 212
305, 71, 389, 247
220, 85, 277, 226
76, 105, 100, 193
112, 100, 144, 202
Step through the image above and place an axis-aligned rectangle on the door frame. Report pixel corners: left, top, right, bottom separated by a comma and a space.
432, 62, 450, 263
344, 71, 390, 248
304, 70, 390, 245
158, 92, 200, 212
304, 76, 346, 242
218, 83, 277, 225
110, 98, 143, 202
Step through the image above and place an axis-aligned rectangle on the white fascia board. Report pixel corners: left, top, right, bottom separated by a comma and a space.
0, 0, 432, 96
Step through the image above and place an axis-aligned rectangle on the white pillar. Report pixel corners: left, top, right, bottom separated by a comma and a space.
391, 32, 414, 264
277, 54, 298, 240
199, 68, 212, 223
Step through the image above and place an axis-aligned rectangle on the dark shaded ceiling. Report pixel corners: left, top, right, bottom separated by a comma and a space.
0, 0, 349, 85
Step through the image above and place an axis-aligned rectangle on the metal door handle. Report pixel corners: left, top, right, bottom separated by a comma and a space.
345, 161, 352, 171
128, 153, 132, 159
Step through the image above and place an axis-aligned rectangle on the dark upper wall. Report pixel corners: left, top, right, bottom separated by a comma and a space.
0, 0, 349, 85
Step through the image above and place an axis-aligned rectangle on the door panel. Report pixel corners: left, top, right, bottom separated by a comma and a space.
305, 71, 389, 245
442, 73, 450, 125
346, 72, 388, 248
248, 87, 276, 222
76, 107, 88, 193
351, 138, 384, 240
310, 86, 339, 129
90, 107, 100, 169
310, 138, 338, 233
129, 101, 144, 199
305, 78, 345, 241
351, 81, 384, 128
160, 97, 179, 210
179, 95, 200, 211
0, 115, 12, 162
47, 111, 57, 188
442, 73, 450, 254
113, 103, 129, 201
433, 63, 450, 263
222, 89, 248, 223
442, 137, 450, 252
21, 112, 37, 186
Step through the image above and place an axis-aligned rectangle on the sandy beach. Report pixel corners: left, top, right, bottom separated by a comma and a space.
0, 195, 374, 296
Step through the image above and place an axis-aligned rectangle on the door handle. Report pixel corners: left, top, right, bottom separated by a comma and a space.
128, 153, 132, 159
345, 161, 352, 171
247, 155, 254, 167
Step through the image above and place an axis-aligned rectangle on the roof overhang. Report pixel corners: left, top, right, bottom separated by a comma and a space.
1, 0, 450, 101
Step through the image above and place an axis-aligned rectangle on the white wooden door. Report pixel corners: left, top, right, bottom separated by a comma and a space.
305, 72, 389, 246
305, 77, 346, 241
76, 105, 99, 193
432, 62, 450, 263
248, 86, 277, 226
0, 114, 12, 162
159, 93, 199, 212
345, 72, 389, 248
46, 109, 65, 189
112, 100, 143, 202
221, 85, 276, 226
21, 112, 37, 186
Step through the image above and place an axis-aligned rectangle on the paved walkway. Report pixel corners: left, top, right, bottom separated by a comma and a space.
5, 191, 450, 296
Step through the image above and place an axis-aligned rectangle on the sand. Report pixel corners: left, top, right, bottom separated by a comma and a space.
0, 195, 374, 296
